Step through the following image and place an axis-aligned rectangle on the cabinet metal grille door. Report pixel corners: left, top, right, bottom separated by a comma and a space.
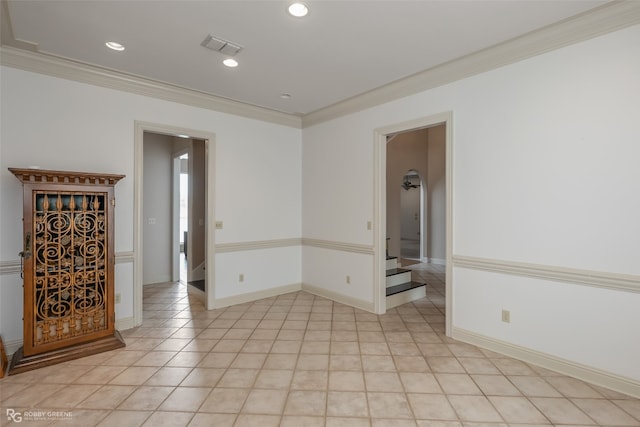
31, 190, 108, 351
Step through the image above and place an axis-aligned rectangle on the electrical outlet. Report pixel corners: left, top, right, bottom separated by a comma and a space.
367, 221, 372, 230
215, 221, 223, 229
501, 309, 511, 323
346, 275, 351, 284
115, 293, 122, 304
239, 274, 244, 282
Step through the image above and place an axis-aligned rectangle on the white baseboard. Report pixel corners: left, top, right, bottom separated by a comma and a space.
4, 339, 22, 359
302, 283, 375, 313
428, 258, 446, 265
187, 285, 205, 304
452, 326, 640, 399
213, 283, 302, 308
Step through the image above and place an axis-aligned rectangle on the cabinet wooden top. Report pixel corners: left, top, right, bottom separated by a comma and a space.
9, 168, 125, 186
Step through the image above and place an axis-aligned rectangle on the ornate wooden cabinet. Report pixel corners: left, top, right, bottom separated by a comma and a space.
8, 168, 126, 374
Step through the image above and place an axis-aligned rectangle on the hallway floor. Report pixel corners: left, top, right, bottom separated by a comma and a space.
1, 271, 639, 426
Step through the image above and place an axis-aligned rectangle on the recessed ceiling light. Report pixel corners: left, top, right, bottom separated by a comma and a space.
105, 41, 125, 51
280, 93, 292, 99
288, 2, 308, 17
176, 134, 190, 139
223, 58, 239, 68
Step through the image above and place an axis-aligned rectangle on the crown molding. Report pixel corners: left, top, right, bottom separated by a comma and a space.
0, 46, 302, 129
302, 1, 640, 127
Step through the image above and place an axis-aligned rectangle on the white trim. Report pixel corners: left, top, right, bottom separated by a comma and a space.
452, 327, 640, 399
302, 1, 640, 127
428, 258, 446, 266
115, 251, 134, 264
301, 238, 373, 255
0, 260, 20, 275
213, 283, 302, 309
115, 316, 135, 331
218, 238, 302, 253
0, 46, 302, 129
134, 122, 216, 327
373, 112, 453, 334
302, 283, 375, 313
453, 255, 640, 293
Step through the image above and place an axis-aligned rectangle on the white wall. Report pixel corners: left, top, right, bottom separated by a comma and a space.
426, 126, 446, 263
302, 24, 640, 382
0, 66, 302, 350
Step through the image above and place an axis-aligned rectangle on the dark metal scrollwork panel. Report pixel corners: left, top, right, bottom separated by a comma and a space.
32, 191, 107, 347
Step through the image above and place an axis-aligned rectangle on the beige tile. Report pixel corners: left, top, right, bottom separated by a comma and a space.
271, 340, 302, 354
301, 340, 331, 354
263, 354, 299, 370
291, 370, 328, 390
193, 352, 233, 368
362, 355, 396, 372
230, 353, 267, 369
297, 354, 329, 370
280, 415, 325, 427
508, 375, 562, 397
472, 374, 521, 396
329, 371, 365, 391
159, 386, 213, 412
242, 388, 288, 414
34, 384, 100, 409
241, 339, 274, 353
133, 351, 177, 366
457, 357, 500, 374
180, 367, 225, 387
545, 376, 602, 398
234, 414, 281, 427
613, 399, 640, 420
284, 390, 327, 416
372, 419, 418, 427
144, 366, 192, 386
330, 355, 362, 371
367, 391, 413, 419
212, 339, 246, 352
77, 385, 137, 409
119, 386, 174, 410
141, 411, 193, 427
407, 393, 458, 420
199, 387, 250, 413
435, 373, 482, 395
394, 355, 431, 372
572, 398, 639, 425
49, 409, 110, 426
72, 365, 128, 384
325, 417, 371, 427
427, 357, 466, 373
166, 351, 207, 367
365, 371, 404, 392
327, 391, 369, 417
96, 410, 151, 427
400, 372, 442, 393
108, 366, 159, 385
418, 343, 453, 357
491, 358, 535, 375
489, 396, 548, 423
529, 397, 595, 425
254, 369, 294, 389
188, 413, 236, 427
447, 395, 503, 422
217, 368, 259, 388
360, 342, 390, 355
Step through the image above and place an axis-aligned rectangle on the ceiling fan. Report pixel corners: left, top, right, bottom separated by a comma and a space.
401, 176, 420, 191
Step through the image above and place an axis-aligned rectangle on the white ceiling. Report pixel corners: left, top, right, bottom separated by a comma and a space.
4, 0, 607, 116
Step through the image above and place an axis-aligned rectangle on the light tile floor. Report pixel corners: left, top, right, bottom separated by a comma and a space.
1, 263, 639, 426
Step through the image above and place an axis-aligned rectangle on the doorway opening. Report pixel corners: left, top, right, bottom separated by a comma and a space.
373, 112, 452, 336
134, 122, 216, 327
400, 170, 423, 261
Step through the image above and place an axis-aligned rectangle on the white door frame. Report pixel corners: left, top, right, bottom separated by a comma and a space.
373, 112, 453, 336
134, 121, 216, 326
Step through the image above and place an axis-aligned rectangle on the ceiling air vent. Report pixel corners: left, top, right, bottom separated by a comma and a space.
201, 34, 243, 56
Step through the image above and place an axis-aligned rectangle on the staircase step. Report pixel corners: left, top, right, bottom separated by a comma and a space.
386, 281, 427, 309
386, 281, 426, 297
386, 268, 412, 288
385, 256, 399, 270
